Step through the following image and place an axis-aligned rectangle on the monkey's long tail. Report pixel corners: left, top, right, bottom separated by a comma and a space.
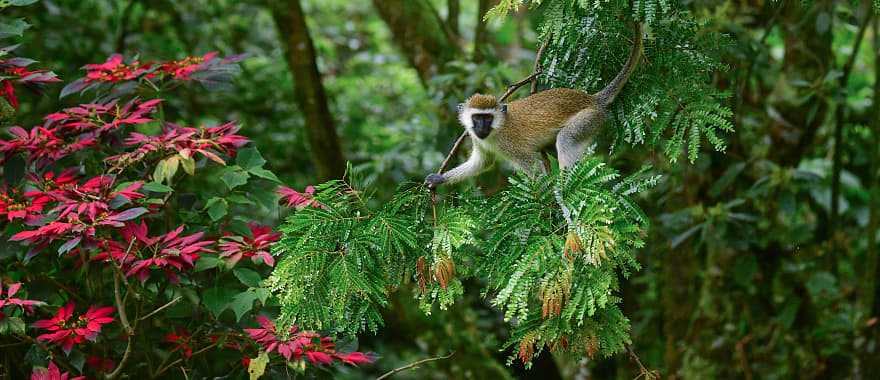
594, 22, 644, 107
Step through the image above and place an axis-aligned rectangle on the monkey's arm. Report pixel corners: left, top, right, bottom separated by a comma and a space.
425, 146, 491, 188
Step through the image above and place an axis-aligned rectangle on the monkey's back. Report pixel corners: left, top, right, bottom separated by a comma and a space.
500, 88, 596, 150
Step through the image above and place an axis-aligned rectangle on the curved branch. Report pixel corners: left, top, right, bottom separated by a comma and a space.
375, 352, 454, 380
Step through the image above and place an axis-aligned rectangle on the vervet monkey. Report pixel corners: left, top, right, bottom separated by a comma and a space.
426, 24, 643, 189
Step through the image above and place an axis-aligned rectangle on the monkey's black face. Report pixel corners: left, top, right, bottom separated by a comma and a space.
471, 113, 494, 139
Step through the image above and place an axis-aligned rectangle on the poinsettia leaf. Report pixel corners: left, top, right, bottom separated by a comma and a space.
110, 207, 148, 221
0, 19, 29, 38
206, 198, 228, 222
230, 291, 259, 322
58, 237, 81, 255
221, 167, 249, 190
248, 351, 269, 380
236, 147, 266, 171
233, 268, 262, 288
8, 0, 40, 6
143, 182, 173, 193
248, 168, 281, 183
202, 287, 236, 318
254, 287, 271, 305
59, 78, 88, 98
195, 256, 222, 272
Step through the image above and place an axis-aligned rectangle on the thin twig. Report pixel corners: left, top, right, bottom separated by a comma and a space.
138, 296, 182, 321
113, 240, 137, 334
152, 341, 220, 379
437, 133, 469, 175
498, 71, 542, 103
830, 6, 875, 247
375, 352, 454, 380
105, 336, 132, 380
106, 240, 138, 379
626, 344, 659, 380
531, 35, 552, 94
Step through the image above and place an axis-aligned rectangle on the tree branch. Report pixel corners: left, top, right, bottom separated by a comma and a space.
152, 341, 220, 379
830, 5, 874, 246
138, 296, 182, 322
376, 352, 454, 380
626, 344, 659, 380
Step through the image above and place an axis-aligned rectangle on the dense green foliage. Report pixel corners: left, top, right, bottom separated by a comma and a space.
4, 0, 880, 379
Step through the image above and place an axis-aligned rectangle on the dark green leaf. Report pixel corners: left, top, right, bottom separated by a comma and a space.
143, 182, 174, 193
249, 168, 281, 183
195, 256, 222, 272
230, 291, 259, 322
233, 267, 262, 288
236, 147, 266, 170
206, 197, 228, 221
0, 19, 29, 38
202, 287, 236, 318
221, 167, 250, 190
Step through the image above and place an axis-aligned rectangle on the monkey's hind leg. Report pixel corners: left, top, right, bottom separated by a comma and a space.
554, 109, 605, 224
555, 108, 604, 170
510, 151, 547, 179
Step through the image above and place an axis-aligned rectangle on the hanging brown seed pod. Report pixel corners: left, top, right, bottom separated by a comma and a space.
518, 332, 539, 364
433, 256, 456, 289
416, 256, 430, 292
585, 333, 600, 359
563, 230, 582, 260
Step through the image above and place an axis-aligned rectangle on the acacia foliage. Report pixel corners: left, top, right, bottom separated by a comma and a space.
269, 0, 729, 366
269, 159, 661, 364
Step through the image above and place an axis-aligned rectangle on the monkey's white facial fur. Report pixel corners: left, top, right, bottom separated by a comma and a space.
460, 106, 506, 140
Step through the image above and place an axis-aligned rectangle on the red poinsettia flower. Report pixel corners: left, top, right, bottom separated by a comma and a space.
0, 282, 45, 313
30, 361, 85, 380
10, 175, 148, 249
92, 222, 214, 283
244, 315, 374, 366
219, 223, 281, 267
0, 126, 95, 167
0, 58, 61, 109
335, 351, 375, 365
85, 356, 115, 373
44, 98, 161, 136
25, 169, 80, 199
49, 175, 144, 221
277, 185, 324, 210
107, 121, 249, 168
164, 328, 194, 358
158, 52, 218, 80
0, 187, 50, 224
83, 54, 150, 83
32, 303, 115, 354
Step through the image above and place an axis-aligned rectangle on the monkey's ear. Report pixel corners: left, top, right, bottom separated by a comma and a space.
500, 104, 508, 114
457, 103, 464, 112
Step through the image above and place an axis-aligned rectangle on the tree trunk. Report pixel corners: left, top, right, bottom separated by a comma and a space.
447, 0, 460, 37
371, 0, 459, 85
473, 0, 495, 62
270, 0, 346, 181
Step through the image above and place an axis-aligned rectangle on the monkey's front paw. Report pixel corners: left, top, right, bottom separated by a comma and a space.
425, 173, 446, 189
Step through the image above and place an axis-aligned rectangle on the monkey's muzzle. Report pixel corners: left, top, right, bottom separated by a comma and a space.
471, 114, 494, 139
